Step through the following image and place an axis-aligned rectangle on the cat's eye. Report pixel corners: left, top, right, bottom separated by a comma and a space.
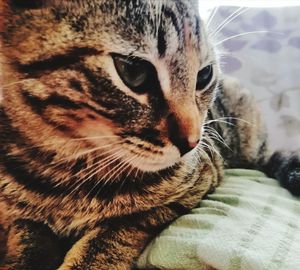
196, 65, 213, 90
112, 54, 156, 94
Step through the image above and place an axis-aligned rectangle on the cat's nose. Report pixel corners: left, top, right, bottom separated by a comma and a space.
167, 112, 201, 156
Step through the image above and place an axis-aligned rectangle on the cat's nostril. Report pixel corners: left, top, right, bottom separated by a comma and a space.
188, 139, 200, 149
172, 137, 198, 156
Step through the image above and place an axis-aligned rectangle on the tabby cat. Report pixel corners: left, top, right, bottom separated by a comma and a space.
0, 0, 299, 269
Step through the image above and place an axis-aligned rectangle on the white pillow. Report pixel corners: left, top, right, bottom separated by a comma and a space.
209, 6, 300, 151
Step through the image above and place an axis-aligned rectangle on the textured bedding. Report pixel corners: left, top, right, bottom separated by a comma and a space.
137, 169, 300, 270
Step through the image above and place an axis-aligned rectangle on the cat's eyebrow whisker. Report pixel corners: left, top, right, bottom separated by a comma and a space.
214, 31, 283, 46
206, 6, 219, 31
210, 7, 249, 38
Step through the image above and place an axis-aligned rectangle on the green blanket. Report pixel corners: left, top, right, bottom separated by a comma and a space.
137, 169, 300, 270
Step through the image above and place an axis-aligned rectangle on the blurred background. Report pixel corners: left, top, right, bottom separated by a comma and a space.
199, 0, 300, 151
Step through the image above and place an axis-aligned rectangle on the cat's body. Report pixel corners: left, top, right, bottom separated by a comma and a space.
0, 1, 299, 269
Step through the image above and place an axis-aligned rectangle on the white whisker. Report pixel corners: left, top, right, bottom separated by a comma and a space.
204, 126, 232, 151
205, 119, 236, 126
73, 147, 123, 178
75, 148, 125, 183
102, 154, 137, 184
69, 135, 120, 142
68, 150, 125, 197
210, 7, 249, 38
1, 79, 36, 89
50, 142, 121, 167
91, 154, 137, 200
215, 31, 282, 46
205, 116, 254, 126
206, 6, 219, 30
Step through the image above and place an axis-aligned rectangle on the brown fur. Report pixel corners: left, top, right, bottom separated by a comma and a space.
0, 1, 299, 269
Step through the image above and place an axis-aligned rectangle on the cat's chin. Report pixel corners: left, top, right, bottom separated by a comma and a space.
134, 162, 176, 172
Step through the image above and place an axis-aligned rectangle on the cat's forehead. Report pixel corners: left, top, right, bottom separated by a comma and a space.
3, 0, 211, 71
61, 0, 205, 59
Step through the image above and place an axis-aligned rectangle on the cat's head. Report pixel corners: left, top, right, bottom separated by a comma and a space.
1, 0, 219, 174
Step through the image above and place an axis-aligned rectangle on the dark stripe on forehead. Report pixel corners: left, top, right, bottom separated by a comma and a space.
163, 7, 182, 42
194, 16, 201, 43
157, 23, 167, 57
172, 0, 202, 47
17, 47, 102, 76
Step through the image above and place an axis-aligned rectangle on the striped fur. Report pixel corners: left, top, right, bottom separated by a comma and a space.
0, 1, 299, 269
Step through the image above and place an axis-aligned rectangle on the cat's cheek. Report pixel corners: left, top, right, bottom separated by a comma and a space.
78, 117, 119, 139
58, 108, 119, 140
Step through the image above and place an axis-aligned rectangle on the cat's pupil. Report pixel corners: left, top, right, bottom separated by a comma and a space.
113, 54, 151, 93
122, 60, 147, 87
196, 65, 213, 90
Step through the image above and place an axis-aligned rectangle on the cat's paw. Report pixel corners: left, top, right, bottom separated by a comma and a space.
283, 168, 300, 196
268, 152, 300, 196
